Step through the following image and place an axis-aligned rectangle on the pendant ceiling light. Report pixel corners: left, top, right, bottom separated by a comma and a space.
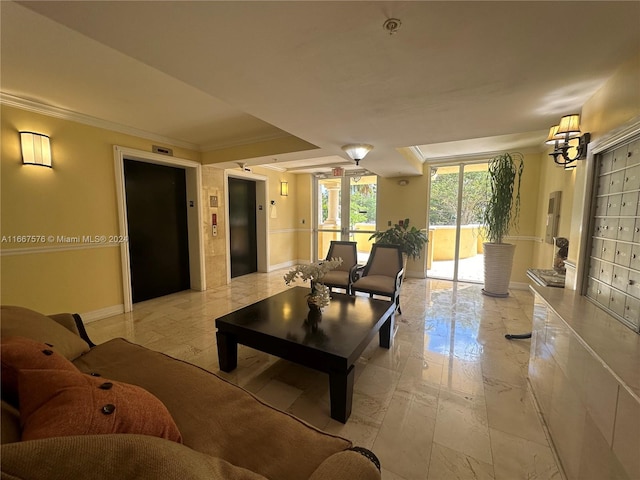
341, 144, 373, 166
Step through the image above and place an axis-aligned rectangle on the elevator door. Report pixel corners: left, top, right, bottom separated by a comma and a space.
229, 177, 258, 278
124, 159, 191, 303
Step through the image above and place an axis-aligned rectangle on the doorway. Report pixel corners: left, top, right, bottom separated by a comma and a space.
228, 177, 258, 278
114, 146, 205, 313
427, 163, 488, 282
315, 174, 377, 263
123, 159, 191, 303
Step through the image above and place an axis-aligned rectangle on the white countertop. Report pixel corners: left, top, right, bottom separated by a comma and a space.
530, 285, 640, 401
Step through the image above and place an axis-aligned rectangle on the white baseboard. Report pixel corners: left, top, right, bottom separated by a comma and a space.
406, 269, 427, 279
80, 304, 125, 323
268, 260, 301, 272
509, 281, 531, 291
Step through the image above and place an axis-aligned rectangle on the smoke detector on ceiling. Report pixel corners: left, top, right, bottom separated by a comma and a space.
383, 18, 402, 35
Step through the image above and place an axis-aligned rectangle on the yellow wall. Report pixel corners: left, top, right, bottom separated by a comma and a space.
581, 54, 640, 139
531, 149, 576, 269
249, 166, 298, 268
3, 51, 637, 314
0, 105, 201, 314
508, 151, 542, 283
528, 53, 640, 290
377, 173, 429, 277
295, 174, 314, 263
567, 53, 640, 289
430, 226, 480, 260
0, 112, 310, 315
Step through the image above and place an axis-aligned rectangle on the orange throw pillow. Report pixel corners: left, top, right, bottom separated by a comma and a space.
1, 336, 79, 407
19, 369, 182, 443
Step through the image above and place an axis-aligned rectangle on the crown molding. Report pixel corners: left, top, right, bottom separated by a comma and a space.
259, 163, 287, 172
2, 92, 200, 151
395, 145, 426, 164
2, 93, 300, 154
425, 145, 544, 165
590, 115, 640, 154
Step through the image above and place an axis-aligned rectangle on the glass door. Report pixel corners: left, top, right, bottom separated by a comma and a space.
427, 163, 488, 282
315, 174, 377, 263
348, 175, 377, 263
317, 176, 343, 259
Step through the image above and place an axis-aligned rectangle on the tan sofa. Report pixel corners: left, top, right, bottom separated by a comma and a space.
0, 306, 381, 480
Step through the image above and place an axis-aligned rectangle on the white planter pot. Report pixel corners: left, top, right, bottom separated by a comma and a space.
483, 243, 516, 297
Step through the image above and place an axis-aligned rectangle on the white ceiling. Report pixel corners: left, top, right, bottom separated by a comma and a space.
2, 1, 639, 177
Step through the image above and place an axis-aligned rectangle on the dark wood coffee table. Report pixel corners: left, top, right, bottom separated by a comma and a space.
215, 286, 395, 423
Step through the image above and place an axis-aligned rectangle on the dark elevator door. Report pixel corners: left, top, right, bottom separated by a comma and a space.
124, 159, 191, 303
229, 177, 258, 278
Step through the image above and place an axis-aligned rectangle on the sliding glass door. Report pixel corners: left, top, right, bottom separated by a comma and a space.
315, 174, 377, 263
428, 163, 488, 282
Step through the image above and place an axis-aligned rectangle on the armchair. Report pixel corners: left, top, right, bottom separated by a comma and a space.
320, 241, 359, 294
351, 244, 404, 314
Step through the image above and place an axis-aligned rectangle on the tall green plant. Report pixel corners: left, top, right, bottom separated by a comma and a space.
369, 218, 428, 260
482, 152, 524, 244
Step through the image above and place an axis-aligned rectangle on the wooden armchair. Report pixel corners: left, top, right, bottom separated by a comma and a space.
351, 244, 404, 313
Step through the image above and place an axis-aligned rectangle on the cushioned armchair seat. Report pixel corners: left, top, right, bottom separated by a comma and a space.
352, 244, 404, 313
322, 241, 359, 293
322, 269, 351, 289
349, 274, 397, 295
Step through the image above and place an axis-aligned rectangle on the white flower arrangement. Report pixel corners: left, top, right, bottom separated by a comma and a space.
284, 258, 343, 308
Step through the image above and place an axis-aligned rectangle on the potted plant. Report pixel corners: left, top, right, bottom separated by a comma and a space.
369, 218, 428, 270
284, 258, 342, 310
481, 152, 524, 297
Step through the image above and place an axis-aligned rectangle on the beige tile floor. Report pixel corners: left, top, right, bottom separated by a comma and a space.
85, 270, 564, 480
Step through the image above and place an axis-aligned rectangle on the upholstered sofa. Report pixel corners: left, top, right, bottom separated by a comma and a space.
0, 305, 381, 480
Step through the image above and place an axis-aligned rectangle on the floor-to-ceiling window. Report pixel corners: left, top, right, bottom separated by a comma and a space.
315, 173, 377, 263
427, 163, 488, 282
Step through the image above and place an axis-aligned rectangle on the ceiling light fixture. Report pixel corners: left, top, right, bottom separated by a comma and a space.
341, 144, 373, 166
545, 114, 590, 167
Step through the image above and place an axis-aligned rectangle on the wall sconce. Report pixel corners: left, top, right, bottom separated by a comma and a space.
20, 132, 52, 167
545, 114, 590, 167
341, 144, 373, 166
280, 181, 288, 196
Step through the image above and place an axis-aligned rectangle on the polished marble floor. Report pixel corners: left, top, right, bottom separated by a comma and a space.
85, 270, 563, 480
